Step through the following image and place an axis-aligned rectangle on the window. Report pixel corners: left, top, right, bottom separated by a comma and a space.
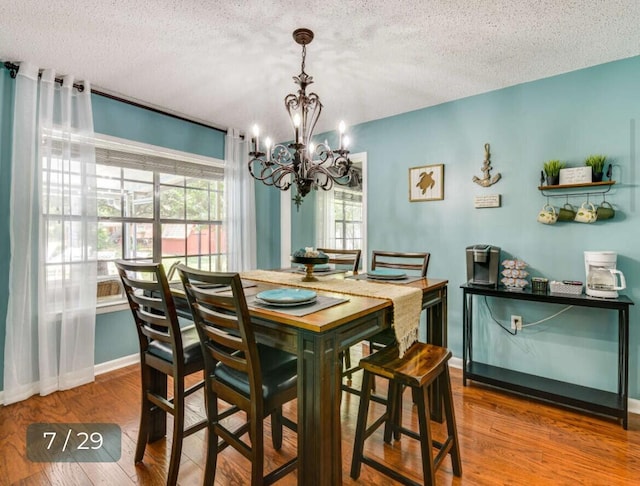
93, 137, 226, 303
333, 188, 363, 250
314, 153, 367, 268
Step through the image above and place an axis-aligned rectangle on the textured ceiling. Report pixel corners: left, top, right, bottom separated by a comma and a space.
1, 1, 639, 142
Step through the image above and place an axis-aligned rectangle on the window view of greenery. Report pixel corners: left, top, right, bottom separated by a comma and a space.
333, 188, 362, 250
96, 164, 225, 302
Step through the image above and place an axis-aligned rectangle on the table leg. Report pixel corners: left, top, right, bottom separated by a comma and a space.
426, 291, 446, 422
462, 291, 473, 387
297, 330, 342, 485
620, 308, 629, 429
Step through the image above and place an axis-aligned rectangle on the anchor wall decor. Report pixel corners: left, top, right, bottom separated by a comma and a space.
472, 143, 501, 187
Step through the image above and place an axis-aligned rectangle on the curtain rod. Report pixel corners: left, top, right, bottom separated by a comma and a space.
2, 61, 227, 135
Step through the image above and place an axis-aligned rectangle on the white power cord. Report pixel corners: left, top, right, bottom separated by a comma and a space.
521, 305, 574, 327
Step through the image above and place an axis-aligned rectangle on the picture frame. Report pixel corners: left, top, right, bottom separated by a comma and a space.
409, 164, 444, 202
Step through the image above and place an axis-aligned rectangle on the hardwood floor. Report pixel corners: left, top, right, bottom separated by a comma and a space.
2, 352, 640, 485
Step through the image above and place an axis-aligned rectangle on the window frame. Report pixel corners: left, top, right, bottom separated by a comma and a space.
93, 133, 226, 311
332, 186, 364, 251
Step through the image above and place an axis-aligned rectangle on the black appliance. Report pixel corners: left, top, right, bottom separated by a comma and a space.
466, 244, 500, 287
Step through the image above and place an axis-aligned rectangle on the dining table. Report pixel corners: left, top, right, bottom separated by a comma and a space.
155, 269, 449, 485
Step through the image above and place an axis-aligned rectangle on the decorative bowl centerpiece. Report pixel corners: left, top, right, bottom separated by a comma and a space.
291, 247, 329, 281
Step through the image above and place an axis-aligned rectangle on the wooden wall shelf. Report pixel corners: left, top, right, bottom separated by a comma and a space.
537, 180, 615, 191
538, 180, 616, 198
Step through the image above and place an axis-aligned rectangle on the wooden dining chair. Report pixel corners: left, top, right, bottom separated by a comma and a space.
115, 260, 207, 486
369, 251, 430, 351
342, 251, 430, 397
176, 265, 298, 485
316, 247, 362, 273
371, 250, 430, 277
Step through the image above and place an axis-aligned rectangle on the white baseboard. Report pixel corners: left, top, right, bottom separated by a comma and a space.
94, 353, 139, 376
449, 356, 463, 369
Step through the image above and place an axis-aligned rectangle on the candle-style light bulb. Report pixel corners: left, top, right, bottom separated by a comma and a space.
252, 124, 260, 152
293, 114, 301, 144
338, 120, 346, 149
265, 137, 272, 161
343, 135, 350, 149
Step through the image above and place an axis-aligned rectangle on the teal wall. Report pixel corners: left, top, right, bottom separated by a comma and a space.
92, 95, 225, 159
255, 182, 282, 270
0, 84, 227, 390
299, 56, 640, 396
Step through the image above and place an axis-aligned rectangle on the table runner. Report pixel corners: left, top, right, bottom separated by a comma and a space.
241, 270, 423, 357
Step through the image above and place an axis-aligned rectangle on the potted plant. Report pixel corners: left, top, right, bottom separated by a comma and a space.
585, 154, 607, 182
543, 159, 565, 186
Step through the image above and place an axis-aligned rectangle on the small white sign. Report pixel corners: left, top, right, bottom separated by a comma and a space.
474, 194, 501, 208
559, 167, 592, 185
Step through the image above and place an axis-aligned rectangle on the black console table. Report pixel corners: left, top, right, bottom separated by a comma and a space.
461, 284, 634, 429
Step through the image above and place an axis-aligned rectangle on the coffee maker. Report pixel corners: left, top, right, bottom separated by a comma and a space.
584, 251, 626, 298
466, 245, 501, 287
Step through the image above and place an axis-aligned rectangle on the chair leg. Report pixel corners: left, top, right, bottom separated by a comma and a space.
148, 367, 168, 442
383, 380, 399, 443
442, 366, 462, 477
135, 365, 153, 463
350, 370, 374, 480
271, 407, 284, 450
203, 390, 218, 486
167, 378, 186, 486
135, 392, 150, 463
344, 348, 353, 381
416, 383, 436, 486
250, 415, 265, 485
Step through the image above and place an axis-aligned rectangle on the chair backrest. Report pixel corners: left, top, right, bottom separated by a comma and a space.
176, 265, 262, 410
317, 248, 362, 273
371, 251, 430, 277
115, 260, 186, 365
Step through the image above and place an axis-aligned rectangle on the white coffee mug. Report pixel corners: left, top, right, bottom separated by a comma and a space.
574, 202, 597, 223
537, 204, 557, 225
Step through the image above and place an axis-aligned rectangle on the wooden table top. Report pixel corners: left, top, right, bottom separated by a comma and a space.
171, 275, 448, 334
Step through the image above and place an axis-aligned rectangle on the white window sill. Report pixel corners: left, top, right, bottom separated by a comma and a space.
96, 300, 129, 314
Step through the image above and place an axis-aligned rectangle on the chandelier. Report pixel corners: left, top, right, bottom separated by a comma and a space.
248, 28, 357, 208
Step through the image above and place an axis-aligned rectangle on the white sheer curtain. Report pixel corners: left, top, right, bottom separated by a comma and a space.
315, 188, 335, 248
224, 128, 257, 271
3, 63, 97, 404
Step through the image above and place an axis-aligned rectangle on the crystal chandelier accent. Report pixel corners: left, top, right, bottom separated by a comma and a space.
248, 28, 357, 208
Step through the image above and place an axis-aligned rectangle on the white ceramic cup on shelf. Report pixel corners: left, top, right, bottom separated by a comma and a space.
574, 202, 597, 223
536, 204, 558, 225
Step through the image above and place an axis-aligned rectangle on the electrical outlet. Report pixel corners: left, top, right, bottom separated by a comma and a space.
511, 315, 522, 331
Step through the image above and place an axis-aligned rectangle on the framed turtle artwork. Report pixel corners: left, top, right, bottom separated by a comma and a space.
409, 164, 444, 202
